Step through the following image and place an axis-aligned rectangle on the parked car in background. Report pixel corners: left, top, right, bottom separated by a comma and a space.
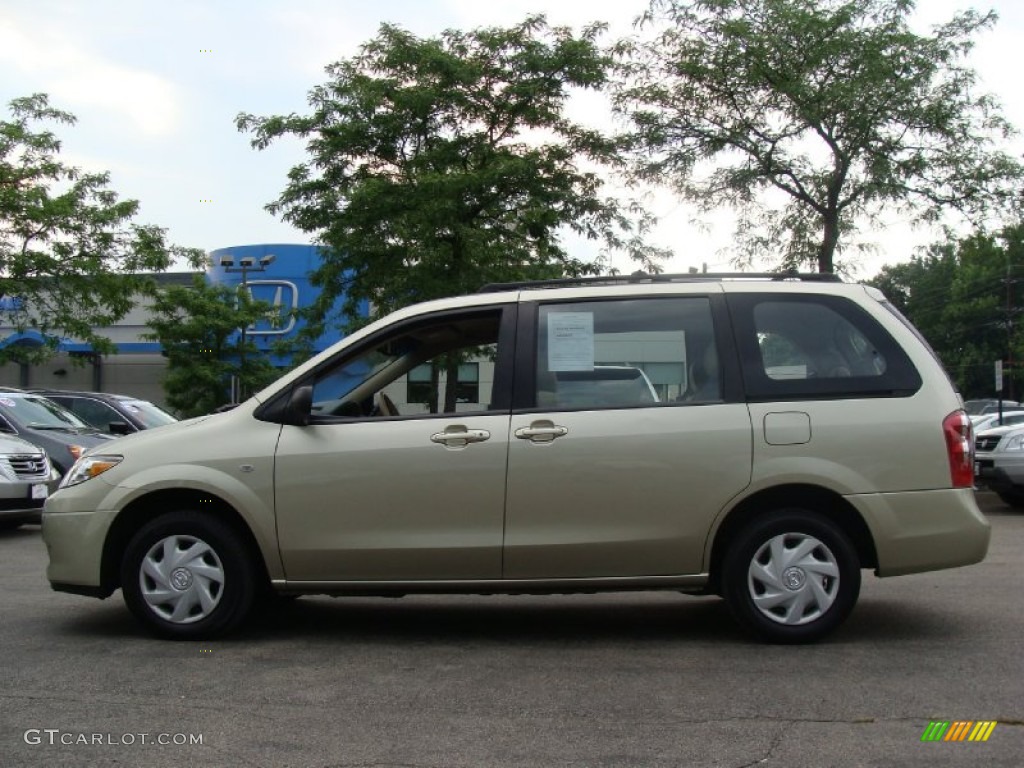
29, 390, 177, 435
964, 398, 1020, 416
0, 433, 61, 530
538, 365, 660, 409
974, 423, 1024, 507
970, 410, 1024, 433
0, 393, 114, 475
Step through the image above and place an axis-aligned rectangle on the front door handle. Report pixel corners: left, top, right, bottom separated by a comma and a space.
430, 426, 491, 449
514, 421, 568, 443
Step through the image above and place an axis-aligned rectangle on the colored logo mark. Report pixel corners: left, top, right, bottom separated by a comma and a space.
244, 280, 299, 335
921, 721, 997, 742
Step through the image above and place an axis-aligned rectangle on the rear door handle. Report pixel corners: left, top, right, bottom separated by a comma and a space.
514, 422, 568, 443
430, 427, 490, 449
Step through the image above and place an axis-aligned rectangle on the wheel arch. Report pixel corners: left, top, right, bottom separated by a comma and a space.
707, 484, 878, 592
100, 489, 271, 594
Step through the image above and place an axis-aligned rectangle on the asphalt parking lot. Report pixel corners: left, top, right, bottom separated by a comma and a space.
1, 492, 1022, 768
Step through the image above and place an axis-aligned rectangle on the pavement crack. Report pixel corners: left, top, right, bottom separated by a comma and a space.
733, 719, 797, 768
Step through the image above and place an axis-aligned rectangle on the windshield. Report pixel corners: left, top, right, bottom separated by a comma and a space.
121, 400, 178, 428
0, 394, 92, 430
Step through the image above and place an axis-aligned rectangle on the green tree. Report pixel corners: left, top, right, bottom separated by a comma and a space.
870, 223, 1024, 398
237, 16, 665, 335
0, 94, 202, 361
144, 277, 281, 417
614, 0, 1024, 273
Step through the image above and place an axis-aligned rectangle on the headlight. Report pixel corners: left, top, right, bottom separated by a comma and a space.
60, 455, 123, 489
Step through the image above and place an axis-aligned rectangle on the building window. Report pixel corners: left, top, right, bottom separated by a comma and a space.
454, 363, 479, 404
407, 365, 433, 404
407, 362, 480, 405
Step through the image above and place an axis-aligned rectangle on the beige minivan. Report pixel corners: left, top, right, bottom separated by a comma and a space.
42, 273, 989, 642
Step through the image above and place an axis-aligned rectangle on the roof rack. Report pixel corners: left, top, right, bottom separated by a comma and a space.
477, 270, 843, 293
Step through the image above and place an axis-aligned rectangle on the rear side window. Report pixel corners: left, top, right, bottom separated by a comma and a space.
730, 294, 921, 400
533, 297, 719, 410
60, 398, 123, 430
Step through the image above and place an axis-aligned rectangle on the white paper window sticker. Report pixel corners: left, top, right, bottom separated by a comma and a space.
547, 312, 594, 371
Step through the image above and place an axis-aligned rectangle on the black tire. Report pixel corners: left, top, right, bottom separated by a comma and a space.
721, 510, 861, 644
996, 490, 1024, 509
120, 511, 257, 640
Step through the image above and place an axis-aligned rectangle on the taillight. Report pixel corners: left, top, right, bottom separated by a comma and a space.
943, 410, 974, 488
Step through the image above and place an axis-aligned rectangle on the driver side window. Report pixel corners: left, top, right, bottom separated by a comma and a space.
309, 309, 508, 421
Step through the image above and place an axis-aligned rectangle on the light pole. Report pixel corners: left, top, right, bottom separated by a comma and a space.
216, 254, 275, 403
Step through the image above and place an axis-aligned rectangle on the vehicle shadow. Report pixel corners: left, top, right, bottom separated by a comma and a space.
247, 593, 742, 646
57, 592, 748, 645
0, 524, 42, 539
54, 590, 970, 647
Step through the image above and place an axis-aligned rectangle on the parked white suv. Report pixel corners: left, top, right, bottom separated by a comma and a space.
42, 273, 989, 642
974, 423, 1024, 507
0, 434, 60, 530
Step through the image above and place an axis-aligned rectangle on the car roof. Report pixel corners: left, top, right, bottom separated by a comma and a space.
974, 410, 1024, 421
478, 271, 844, 293
976, 423, 1024, 437
30, 389, 138, 402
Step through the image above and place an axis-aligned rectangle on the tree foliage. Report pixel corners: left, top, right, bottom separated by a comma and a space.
144, 277, 281, 417
0, 94, 202, 361
614, 0, 1024, 273
870, 223, 1024, 398
238, 16, 664, 333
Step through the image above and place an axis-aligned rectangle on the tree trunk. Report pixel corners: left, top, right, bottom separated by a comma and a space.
817, 211, 840, 273
428, 363, 440, 414
443, 354, 460, 413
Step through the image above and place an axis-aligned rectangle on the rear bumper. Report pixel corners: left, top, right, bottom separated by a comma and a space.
848, 488, 990, 577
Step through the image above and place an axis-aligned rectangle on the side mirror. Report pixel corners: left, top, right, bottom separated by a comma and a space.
283, 385, 313, 427
108, 420, 134, 436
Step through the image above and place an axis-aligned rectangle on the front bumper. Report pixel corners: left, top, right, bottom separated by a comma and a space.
41, 504, 119, 592
848, 488, 990, 577
0, 475, 60, 524
974, 450, 1024, 493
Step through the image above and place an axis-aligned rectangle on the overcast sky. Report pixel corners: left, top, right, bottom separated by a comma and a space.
2, 0, 1022, 278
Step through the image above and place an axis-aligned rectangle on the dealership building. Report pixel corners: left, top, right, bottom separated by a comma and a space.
0, 244, 349, 410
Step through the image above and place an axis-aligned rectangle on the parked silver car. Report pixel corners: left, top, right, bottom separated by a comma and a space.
974, 423, 1024, 507
0, 392, 114, 475
970, 410, 1024, 433
0, 434, 61, 530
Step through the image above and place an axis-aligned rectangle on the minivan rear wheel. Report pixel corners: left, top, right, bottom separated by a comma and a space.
120, 511, 256, 639
722, 510, 860, 644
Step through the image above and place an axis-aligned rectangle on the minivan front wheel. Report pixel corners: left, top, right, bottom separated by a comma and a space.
121, 512, 256, 639
722, 510, 860, 644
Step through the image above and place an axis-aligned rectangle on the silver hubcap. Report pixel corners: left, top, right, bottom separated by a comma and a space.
747, 532, 840, 625
139, 535, 225, 624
